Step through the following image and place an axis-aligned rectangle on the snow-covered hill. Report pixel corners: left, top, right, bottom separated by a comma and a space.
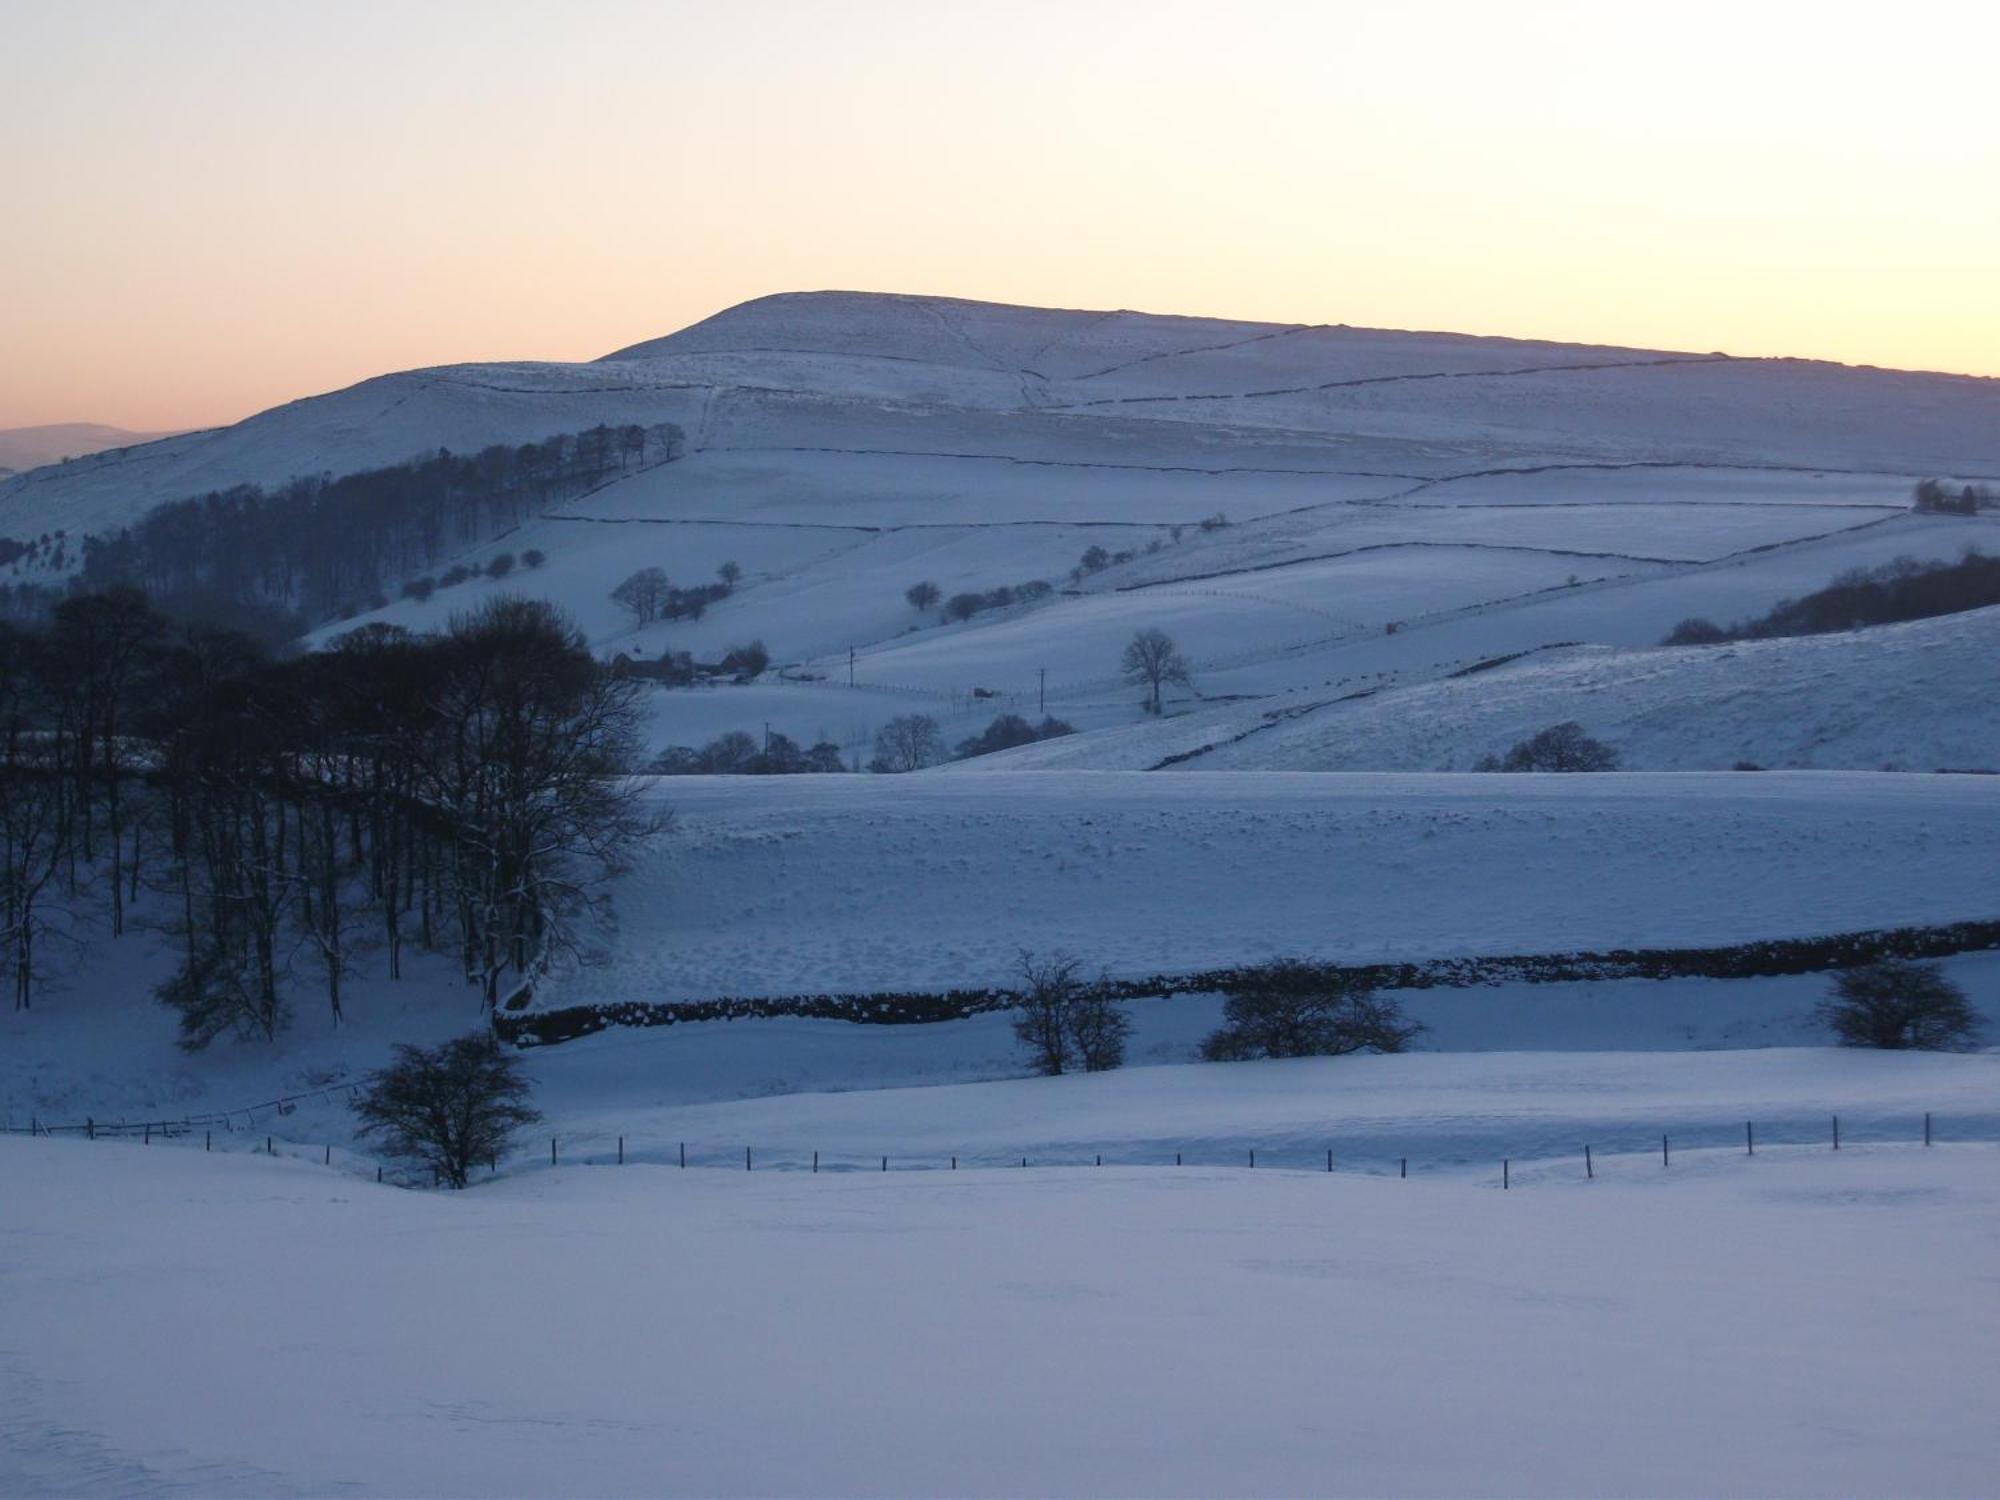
7, 290, 1998, 773
0, 421, 178, 476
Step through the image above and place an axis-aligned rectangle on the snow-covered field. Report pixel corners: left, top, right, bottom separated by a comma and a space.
7, 1131, 1997, 1497
8, 292, 2000, 1497
961, 605, 2000, 773
567, 771, 2000, 1004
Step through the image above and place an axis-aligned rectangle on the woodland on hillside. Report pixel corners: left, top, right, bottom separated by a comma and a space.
0, 590, 653, 1041
35, 423, 684, 639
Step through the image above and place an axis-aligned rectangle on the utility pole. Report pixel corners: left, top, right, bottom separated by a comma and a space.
848, 647, 855, 688
1039, 666, 1046, 716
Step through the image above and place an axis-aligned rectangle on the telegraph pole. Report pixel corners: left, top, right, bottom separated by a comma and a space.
1039, 666, 1046, 715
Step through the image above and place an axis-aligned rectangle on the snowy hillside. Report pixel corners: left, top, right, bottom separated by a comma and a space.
7, 289, 1998, 774
954, 604, 2000, 773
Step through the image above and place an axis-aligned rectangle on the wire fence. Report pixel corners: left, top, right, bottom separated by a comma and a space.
10, 1099, 1993, 1191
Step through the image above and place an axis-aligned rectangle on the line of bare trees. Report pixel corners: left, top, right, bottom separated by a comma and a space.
0, 588, 656, 1044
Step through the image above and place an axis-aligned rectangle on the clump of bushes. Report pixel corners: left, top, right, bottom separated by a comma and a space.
1662, 549, 2000, 646
940, 578, 1053, 623
955, 713, 1074, 760
1817, 959, 1981, 1050
1474, 722, 1619, 772
1201, 959, 1421, 1061
650, 731, 846, 775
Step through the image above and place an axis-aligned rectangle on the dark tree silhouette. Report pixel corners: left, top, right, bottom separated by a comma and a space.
1203, 961, 1422, 1060
1122, 627, 1191, 714
1817, 960, 1981, 1050
354, 1034, 541, 1188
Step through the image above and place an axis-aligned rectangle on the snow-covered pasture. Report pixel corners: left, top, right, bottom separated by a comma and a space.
6, 1130, 1997, 1497
961, 605, 2000, 774
545, 772, 2000, 1008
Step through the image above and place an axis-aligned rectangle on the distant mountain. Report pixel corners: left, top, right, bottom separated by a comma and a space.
0, 422, 183, 482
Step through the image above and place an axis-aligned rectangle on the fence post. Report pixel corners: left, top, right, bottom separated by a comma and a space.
1175, 1151, 1182, 1166
1326, 1149, 1333, 1173
1503, 1158, 1510, 1191
144, 1123, 151, 1145
680, 1141, 686, 1169
1832, 1115, 1839, 1151
746, 1146, 751, 1172
377, 1166, 383, 1183
1400, 1157, 1407, 1180
1746, 1122, 1754, 1156
813, 1150, 818, 1174
618, 1136, 624, 1166
1585, 1144, 1593, 1180
881, 1156, 887, 1173
267, 1136, 273, 1156
1662, 1135, 1670, 1167
206, 1131, 211, 1152
87, 1116, 94, 1141
1096, 1154, 1101, 1167
324, 1144, 331, 1166
1924, 1112, 1932, 1147
551, 1137, 557, 1167
951, 1156, 956, 1171
1249, 1148, 1255, 1169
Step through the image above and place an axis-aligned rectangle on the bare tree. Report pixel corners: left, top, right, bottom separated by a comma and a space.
1121, 627, 1191, 714
717, 561, 742, 588
1068, 988, 1130, 1072
905, 580, 941, 613
1816, 960, 1981, 1050
354, 1033, 541, 1187
870, 714, 942, 773
610, 567, 670, 627
1013, 949, 1084, 1075
1202, 960, 1422, 1060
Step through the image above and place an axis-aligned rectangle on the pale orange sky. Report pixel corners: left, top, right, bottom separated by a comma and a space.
4, 0, 1996, 431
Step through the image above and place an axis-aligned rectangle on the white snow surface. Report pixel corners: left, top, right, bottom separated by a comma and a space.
6, 1128, 1998, 1497
956, 605, 2000, 773
549, 771, 2000, 1009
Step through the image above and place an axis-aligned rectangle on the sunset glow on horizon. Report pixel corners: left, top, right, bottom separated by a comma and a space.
4, 0, 1996, 431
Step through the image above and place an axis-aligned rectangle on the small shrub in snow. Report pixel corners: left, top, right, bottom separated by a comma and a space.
1202, 960, 1422, 1061
1663, 617, 1729, 646
521, 548, 546, 569
485, 553, 514, 579
905, 580, 941, 612
1815, 959, 1981, 1050
354, 1034, 541, 1188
